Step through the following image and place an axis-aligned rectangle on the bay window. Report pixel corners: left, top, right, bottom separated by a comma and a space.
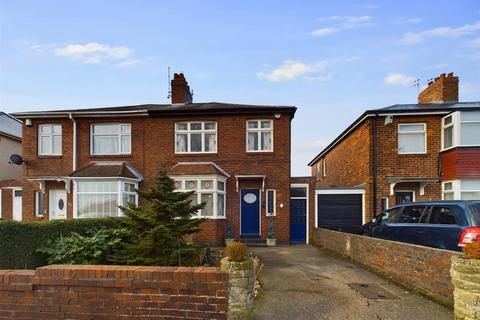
442, 111, 480, 150
175, 122, 217, 153
398, 123, 426, 154
38, 124, 62, 155
75, 180, 138, 218
173, 176, 226, 218
91, 123, 131, 155
247, 120, 273, 152
442, 180, 480, 200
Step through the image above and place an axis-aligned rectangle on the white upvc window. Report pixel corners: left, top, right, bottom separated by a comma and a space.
175, 122, 217, 153
322, 158, 327, 177
173, 176, 226, 219
442, 114, 455, 150
74, 180, 138, 218
266, 189, 276, 216
442, 180, 480, 200
460, 111, 480, 146
398, 123, 426, 154
38, 124, 62, 155
246, 120, 273, 152
35, 191, 43, 217
91, 123, 131, 155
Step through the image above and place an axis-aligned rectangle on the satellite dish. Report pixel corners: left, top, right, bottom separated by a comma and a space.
9, 154, 25, 165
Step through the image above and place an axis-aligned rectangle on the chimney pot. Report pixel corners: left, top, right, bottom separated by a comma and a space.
440, 73, 446, 78
447, 72, 454, 77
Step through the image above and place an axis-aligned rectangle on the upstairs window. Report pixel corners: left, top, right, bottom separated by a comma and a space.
316, 163, 321, 179
38, 124, 62, 155
91, 124, 131, 155
247, 120, 273, 152
398, 123, 426, 154
442, 115, 454, 149
175, 122, 217, 153
460, 111, 480, 146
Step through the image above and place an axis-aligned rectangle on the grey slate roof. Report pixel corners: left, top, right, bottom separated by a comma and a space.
0, 112, 22, 139
11, 102, 297, 118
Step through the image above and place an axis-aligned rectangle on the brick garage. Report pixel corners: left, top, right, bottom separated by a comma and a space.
311, 228, 459, 307
0, 264, 228, 320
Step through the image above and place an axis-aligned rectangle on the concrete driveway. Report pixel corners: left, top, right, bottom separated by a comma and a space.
252, 245, 452, 320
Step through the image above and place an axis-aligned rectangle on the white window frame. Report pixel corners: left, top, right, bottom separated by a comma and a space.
322, 158, 327, 177
459, 111, 480, 147
72, 179, 138, 218
172, 175, 227, 219
90, 123, 131, 155
123, 182, 138, 206
441, 114, 456, 151
246, 119, 273, 152
443, 180, 480, 200
174, 122, 217, 154
35, 191, 43, 217
266, 189, 276, 216
398, 123, 427, 155
38, 124, 62, 156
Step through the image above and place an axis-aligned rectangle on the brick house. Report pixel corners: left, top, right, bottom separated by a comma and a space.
4, 73, 297, 245
308, 73, 480, 234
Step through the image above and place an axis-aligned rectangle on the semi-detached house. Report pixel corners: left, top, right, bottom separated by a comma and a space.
3, 73, 298, 245
307, 73, 480, 235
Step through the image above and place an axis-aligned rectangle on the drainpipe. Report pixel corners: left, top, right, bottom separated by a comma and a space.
372, 113, 378, 219
69, 113, 77, 172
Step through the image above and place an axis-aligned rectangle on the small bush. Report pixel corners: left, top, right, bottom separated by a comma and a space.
0, 218, 122, 269
226, 242, 248, 262
37, 228, 130, 265
464, 241, 480, 260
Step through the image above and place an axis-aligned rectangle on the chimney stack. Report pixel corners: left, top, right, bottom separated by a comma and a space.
170, 73, 193, 104
418, 72, 458, 104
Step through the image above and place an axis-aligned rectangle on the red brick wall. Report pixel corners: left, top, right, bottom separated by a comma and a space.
374, 115, 443, 213
18, 112, 293, 242
441, 148, 480, 180
310, 120, 373, 219
311, 228, 458, 307
0, 189, 13, 220
0, 265, 228, 320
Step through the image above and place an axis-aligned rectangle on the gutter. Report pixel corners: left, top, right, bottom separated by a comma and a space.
69, 113, 77, 171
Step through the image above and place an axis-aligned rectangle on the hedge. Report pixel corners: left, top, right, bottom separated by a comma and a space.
0, 218, 123, 269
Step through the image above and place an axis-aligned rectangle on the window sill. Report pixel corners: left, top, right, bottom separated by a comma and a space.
397, 153, 428, 156
38, 155, 63, 159
90, 154, 132, 158
246, 151, 274, 154
175, 152, 218, 155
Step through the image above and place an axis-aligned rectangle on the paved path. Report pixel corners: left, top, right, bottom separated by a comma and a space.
252, 245, 452, 320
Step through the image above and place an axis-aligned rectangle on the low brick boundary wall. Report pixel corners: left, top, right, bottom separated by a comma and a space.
311, 228, 460, 307
0, 265, 228, 319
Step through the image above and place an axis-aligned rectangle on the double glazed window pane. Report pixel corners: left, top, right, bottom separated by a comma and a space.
201, 193, 214, 216
398, 133, 425, 153
248, 132, 258, 150
443, 126, 453, 148
92, 124, 131, 154
175, 122, 217, 153
461, 123, 480, 145
217, 194, 225, 216
191, 133, 202, 152
247, 120, 273, 151
261, 132, 272, 150
205, 133, 216, 152
78, 194, 117, 218
93, 136, 119, 154
38, 124, 62, 155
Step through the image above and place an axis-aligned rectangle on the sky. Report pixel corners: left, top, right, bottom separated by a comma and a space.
1, 1, 479, 176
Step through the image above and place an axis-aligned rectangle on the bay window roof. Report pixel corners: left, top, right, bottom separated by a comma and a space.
70, 161, 143, 181
168, 162, 230, 177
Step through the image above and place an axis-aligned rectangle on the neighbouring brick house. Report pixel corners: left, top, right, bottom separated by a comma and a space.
4, 73, 297, 245
308, 73, 480, 234
0, 112, 23, 220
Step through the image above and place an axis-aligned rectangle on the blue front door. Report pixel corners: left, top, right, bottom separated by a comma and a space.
241, 189, 260, 235
290, 198, 307, 243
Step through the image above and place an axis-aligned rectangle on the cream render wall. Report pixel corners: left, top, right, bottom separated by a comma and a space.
0, 135, 22, 180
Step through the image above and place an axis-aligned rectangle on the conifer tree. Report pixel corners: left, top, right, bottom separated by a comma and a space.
113, 166, 205, 266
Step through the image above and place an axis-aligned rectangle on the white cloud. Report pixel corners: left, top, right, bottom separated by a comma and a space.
116, 59, 142, 67
53, 42, 134, 64
311, 28, 339, 37
257, 60, 328, 82
384, 73, 415, 86
398, 21, 480, 44
312, 15, 374, 37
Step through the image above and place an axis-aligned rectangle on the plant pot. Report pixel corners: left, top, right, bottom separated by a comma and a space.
225, 238, 234, 246
450, 255, 480, 320
266, 238, 276, 247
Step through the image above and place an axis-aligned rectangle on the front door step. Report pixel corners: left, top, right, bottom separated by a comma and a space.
240, 235, 266, 247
